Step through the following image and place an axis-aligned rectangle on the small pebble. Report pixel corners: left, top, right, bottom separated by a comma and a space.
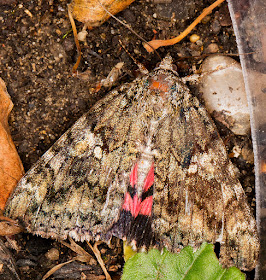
55, 29, 61, 36
77, 30, 88, 42
45, 248, 60, 261
246, 187, 253, 193
232, 145, 241, 158
199, 55, 250, 135
196, 39, 203, 46
211, 17, 221, 33
190, 34, 200, 43
206, 43, 219, 53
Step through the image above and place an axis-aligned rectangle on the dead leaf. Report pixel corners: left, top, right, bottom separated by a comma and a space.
69, 0, 135, 29
0, 78, 24, 211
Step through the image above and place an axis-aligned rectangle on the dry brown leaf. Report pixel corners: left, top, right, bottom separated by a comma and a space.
0, 78, 24, 211
69, 0, 135, 29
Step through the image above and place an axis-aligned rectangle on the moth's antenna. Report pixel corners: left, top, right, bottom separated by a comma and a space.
119, 39, 149, 75
96, 0, 161, 60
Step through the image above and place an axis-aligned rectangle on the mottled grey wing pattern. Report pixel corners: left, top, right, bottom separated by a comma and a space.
5, 57, 259, 271
5, 83, 138, 242
148, 92, 259, 271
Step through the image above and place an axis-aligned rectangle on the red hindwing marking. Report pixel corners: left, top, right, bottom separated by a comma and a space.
143, 164, 154, 192
139, 196, 153, 216
130, 162, 138, 186
122, 163, 154, 218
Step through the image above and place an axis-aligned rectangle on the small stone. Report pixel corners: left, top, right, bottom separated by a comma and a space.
199, 55, 250, 135
100, 248, 107, 254
77, 30, 88, 42
189, 34, 200, 43
196, 39, 203, 46
211, 17, 221, 33
206, 43, 219, 53
45, 248, 60, 261
232, 145, 241, 158
245, 187, 253, 193
55, 29, 62, 36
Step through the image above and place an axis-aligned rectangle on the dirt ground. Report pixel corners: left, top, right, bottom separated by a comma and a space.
0, 0, 256, 279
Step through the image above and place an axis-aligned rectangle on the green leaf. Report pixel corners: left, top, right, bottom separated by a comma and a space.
122, 243, 245, 280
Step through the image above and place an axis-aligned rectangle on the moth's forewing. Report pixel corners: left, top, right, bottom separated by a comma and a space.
5, 56, 259, 271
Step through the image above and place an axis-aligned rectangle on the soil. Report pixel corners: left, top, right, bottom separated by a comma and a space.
0, 0, 256, 279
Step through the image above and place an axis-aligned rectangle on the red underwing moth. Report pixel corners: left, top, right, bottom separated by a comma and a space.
4, 56, 259, 271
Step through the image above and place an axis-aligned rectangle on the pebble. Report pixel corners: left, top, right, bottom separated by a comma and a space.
77, 30, 88, 42
199, 55, 250, 135
190, 34, 200, 43
206, 43, 219, 53
45, 248, 60, 261
211, 17, 221, 33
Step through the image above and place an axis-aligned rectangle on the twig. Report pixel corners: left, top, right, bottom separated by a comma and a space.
42, 257, 77, 280
87, 241, 112, 280
68, 4, 82, 74
96, 0, 161, 59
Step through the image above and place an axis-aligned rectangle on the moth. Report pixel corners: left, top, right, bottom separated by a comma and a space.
5, 56, 259, 271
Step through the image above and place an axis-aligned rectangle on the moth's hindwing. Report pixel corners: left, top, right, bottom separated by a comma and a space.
5, 57, 259, 271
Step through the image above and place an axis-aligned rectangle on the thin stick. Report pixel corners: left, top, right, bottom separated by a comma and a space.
144, 0, 225, 52
87, 241, 112, 280
96, 0, 161, 59
42, 258, 77, 280
118, 39, 149, 74
68, 4, 82, 74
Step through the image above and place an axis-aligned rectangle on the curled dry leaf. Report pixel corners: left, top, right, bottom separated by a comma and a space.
69, 0, 135, 29
0, 78, 24, 211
